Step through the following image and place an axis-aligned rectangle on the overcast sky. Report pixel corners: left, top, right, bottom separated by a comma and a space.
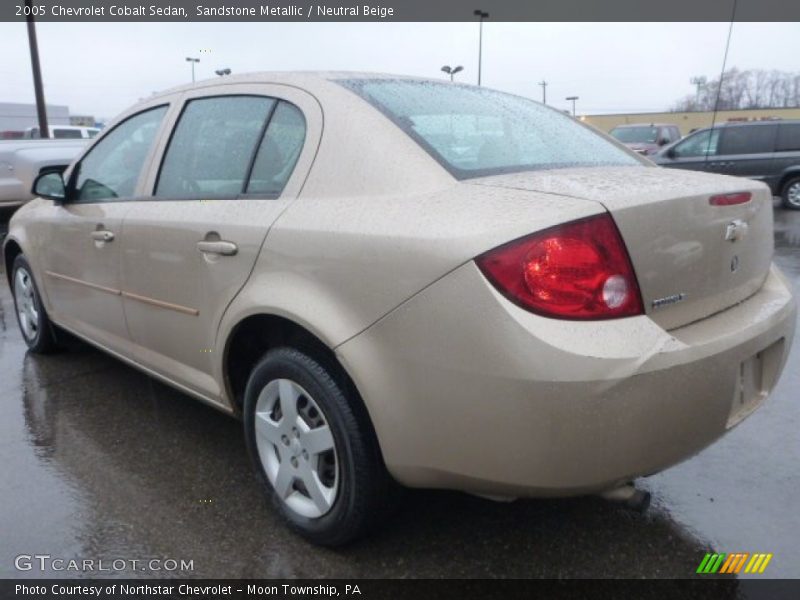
1, 21, 798, 120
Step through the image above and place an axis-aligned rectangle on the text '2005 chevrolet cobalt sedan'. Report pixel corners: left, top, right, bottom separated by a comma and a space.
4, 73, 796, 545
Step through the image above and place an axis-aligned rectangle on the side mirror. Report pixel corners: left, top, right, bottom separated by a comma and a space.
665, 147, 677, 159
33, 171, 67, 203
658, 137, 670, 146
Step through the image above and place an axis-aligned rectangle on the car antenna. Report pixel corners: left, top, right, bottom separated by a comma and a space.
705, 0, 737, 165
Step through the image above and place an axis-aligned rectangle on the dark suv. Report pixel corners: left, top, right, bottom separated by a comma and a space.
652, 120, 800, 210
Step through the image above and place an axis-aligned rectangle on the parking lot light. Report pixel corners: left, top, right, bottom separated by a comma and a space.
566, 95, 579, 116
440, 65, 464, 82
185, 57, 200, 83
473, 9, 489, 86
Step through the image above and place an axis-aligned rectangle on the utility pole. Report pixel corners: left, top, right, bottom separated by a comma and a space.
473, 9, 488, 86
538, 80, 548, 104
25, 0, 49, 138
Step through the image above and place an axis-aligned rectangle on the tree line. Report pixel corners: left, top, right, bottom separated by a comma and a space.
672, 68, 800, 112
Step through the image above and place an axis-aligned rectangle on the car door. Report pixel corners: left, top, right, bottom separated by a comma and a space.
710, 124, 777, 182
658, 128, 721, 172
36, 104, 170, 353
119, 84, 320, 402
772, 123, 800, 191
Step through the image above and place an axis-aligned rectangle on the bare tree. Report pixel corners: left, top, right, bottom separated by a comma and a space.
672, 68, 800, 111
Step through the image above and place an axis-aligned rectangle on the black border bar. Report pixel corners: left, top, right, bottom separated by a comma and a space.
3, 0, 800, 22
3, 579, 800, 600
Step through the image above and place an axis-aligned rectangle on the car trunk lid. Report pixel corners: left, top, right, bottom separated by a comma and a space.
468, 166, 774, 330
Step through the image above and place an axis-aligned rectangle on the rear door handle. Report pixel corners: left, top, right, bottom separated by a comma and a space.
91, 230, 115, 242
196, 240, 238, 256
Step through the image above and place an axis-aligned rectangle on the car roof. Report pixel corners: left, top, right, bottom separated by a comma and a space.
145, 71, 431, 104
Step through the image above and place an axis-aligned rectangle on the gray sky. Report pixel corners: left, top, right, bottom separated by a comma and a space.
1, 21, 798, 120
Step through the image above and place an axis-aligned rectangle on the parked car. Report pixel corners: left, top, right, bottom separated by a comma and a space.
0, 139, 87, 208
4, 73, 796, 545
652, 120, 800, 209
609, 123, 681, 156
24, 125, 101, 139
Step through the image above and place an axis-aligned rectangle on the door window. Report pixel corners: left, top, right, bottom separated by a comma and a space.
718, 125, 777, 156
155, 96, 275, 198
246, 101, 306, 196
74, 106, 167, 203
672, 129, 720, 158
776, 124, 800, 152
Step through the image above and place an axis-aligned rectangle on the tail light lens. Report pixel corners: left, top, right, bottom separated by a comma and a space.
476, 213, 644, 320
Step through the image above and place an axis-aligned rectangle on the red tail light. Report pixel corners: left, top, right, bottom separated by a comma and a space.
709, 192, 751, 206
476, 214, 644, 320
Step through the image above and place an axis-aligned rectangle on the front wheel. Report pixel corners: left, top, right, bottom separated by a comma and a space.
782, 176, 800, 210
243, 347, 393, 545
11, 255, 58, 353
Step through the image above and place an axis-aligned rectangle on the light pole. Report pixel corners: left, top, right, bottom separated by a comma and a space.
441, 65, 464, 82
690, 76, 707, 106
473, 9, 488, 86
186, 57, 200, 83
566, 96, 579, 116
215, 68, 232, 77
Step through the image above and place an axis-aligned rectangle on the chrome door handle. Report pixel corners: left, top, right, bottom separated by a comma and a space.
91, 230, 115, 242
197, 240, 238, 256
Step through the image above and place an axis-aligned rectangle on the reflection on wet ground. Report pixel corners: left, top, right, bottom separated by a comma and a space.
0, 203, 797, 581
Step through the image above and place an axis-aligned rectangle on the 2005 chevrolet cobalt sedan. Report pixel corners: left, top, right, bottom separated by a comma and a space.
4, 73, 796, 545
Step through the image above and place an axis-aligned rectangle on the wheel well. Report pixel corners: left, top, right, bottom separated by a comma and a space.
225, 314, 359, 415
779, 172, 800, 196
3, 239, 22, 287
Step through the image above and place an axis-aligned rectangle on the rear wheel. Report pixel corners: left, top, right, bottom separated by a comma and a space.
11, 255, 58, 353
782, 177, 800, 210
243, 347, 392, 545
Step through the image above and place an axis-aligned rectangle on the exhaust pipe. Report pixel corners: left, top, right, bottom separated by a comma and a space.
600, 483, 651, 512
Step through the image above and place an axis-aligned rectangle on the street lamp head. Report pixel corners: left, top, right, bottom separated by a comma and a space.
452, 66, 464, 75
566, 96, 579, 101
474, 9, 488, 17
186, 57, 199, 63
215, 68, 232, 76
441, 66, 452, 74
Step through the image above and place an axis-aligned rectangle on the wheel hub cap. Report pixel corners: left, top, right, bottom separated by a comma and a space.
254, 379, 338, 519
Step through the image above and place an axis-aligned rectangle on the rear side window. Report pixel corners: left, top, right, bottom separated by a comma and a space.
246, 102, 306, 195
776, 124, 800, 152
156, 96, 276, 198
339, 79, 638, 179
718, 125, 777, 156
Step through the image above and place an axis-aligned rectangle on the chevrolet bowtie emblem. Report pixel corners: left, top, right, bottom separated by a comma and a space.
725, 219, 748, 242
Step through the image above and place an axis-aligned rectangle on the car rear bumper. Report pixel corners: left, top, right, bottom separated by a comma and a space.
337, 262, 796, 497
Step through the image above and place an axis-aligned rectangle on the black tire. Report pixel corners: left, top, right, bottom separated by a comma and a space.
781, 176, 800, 210
10, 254, 59, 353
243, 347, 393, 546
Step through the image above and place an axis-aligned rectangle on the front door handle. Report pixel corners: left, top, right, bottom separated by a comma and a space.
91, 230, 115, 242
197, 240, 238, 256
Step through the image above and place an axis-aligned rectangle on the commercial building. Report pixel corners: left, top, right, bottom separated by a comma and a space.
584, 107, 800, 135
0, 101, 71, 134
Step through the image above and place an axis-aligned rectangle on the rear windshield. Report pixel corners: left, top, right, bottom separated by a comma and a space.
610, 126, 659, 144
338, 79, 639, 179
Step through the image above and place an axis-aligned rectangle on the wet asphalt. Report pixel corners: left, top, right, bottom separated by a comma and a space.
0, 202, 797, 581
